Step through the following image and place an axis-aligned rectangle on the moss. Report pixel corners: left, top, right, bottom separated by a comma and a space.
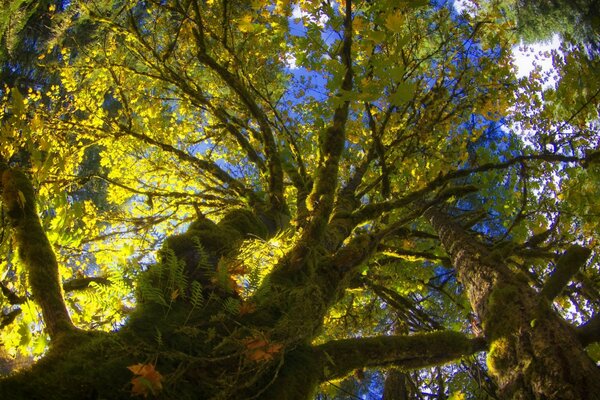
251, 347, 322, 400
0, 331, 135, 400
218, 208, 269, 239
484, 283, 522, 340
1, 168, 74, 337
486, 337, 514, 377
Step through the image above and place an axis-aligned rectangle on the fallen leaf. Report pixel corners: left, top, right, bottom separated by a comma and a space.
128, 363, 163, 397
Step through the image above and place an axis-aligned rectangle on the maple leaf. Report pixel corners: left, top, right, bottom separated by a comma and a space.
242, 336, 284, 363
128, 363, 163, 397
385, 11, 404, 33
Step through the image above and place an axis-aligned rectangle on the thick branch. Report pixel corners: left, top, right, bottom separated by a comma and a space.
314, 331, 486, 381
540, 245, 591, 301
0, 167, 75, 338
302, 0, 353, 241
63, 277, 112, 293
0, 308, 21, 328
576, 313, 600, 346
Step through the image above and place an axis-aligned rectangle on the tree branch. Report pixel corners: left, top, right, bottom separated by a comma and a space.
0, 281, 26, 305
191, 4, 285, 214
314, 331, 486, 381
63, 277, 112, 293
540, 245, 591, 301
302, 0, 354, 241
355, 154, 585, 222
576, 313, 600, 346
0, 308, 21, 329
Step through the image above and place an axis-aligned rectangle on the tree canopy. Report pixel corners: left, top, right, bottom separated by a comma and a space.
0, 0, 599, 399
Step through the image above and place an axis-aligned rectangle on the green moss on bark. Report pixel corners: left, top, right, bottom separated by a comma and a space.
1, 169, 74, 338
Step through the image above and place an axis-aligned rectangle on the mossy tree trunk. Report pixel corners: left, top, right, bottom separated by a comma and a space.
0, 163, 487, 399
424, 207, 600, 399
0, 189, 486, 400
0, 165, 76, 339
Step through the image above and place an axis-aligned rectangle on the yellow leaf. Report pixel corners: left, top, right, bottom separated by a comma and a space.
238, 15, 256, 33
385, 11, 404, 33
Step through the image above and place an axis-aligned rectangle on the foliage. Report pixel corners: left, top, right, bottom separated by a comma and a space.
0, 0, 599, 398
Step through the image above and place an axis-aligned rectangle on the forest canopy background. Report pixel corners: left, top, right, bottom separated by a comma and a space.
0, 0, 599, 399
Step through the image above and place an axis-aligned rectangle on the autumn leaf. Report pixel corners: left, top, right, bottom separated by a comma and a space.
242, 336, 284, 362
238, 301, 257, 315
128, 363, 163, 397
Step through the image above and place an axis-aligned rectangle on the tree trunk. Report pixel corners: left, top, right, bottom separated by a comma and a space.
424, 207, 600, 399
382, 369, 412, 400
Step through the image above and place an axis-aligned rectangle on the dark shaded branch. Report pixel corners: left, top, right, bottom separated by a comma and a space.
540, 245, 591, 301
576, 313, 600, 346
0, 281, 26, 305
0, 167, 75, 338
63, 277, 112, 293
369, 283, 443, 330
314, 331, 487, 381
0, 308, 21, 329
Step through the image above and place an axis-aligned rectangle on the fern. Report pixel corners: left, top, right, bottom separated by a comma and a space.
222, 297, 240, 315
154, 327, 163, 348
166, 259, 188, 297
184, 280, 204, 325
139, 285, 167, 307
190, 281, 204, 309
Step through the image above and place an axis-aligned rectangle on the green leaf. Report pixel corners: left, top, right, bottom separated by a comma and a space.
18, 321, 31, 347
389, 82, 417, 106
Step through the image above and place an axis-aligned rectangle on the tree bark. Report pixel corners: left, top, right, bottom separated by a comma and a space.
424, 207, 600, 399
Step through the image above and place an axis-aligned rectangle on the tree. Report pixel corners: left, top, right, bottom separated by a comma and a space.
500, 0, 600, 51
0, 0, 599, 399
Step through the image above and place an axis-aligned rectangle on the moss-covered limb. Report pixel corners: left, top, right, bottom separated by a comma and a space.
540, 245, 591, 301
314, 331, 486, 382
247, 347, 324, 400
485, 283, 600, 399
0, 331, 137, 400
160, 208, 272, 280
576, 313, 600, 346
301, 1, 353, 244
0, 168, 75, 338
